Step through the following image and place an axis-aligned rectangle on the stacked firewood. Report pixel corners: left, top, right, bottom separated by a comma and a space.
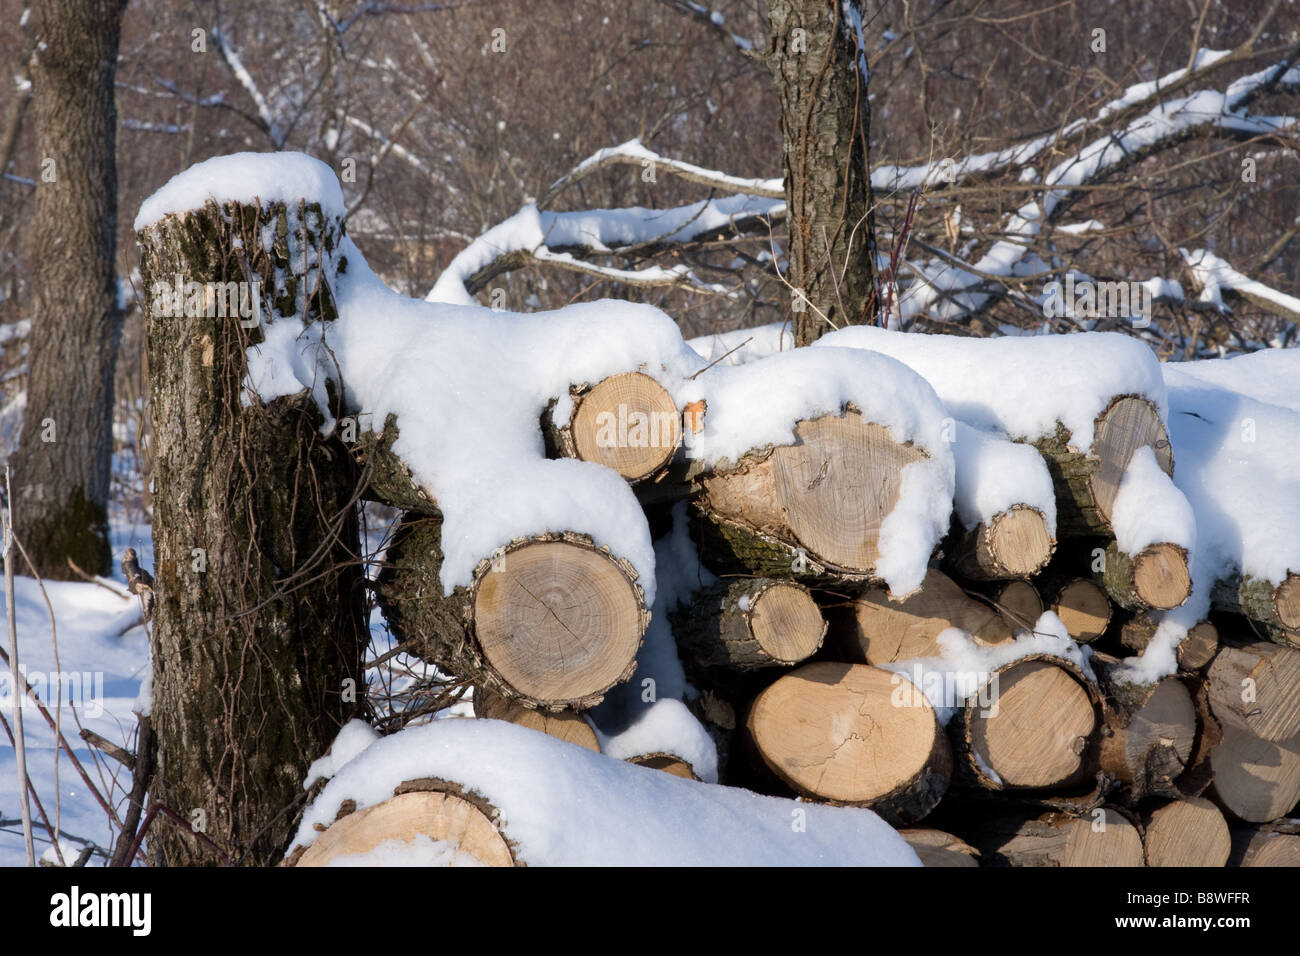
331, 368, 1297, 868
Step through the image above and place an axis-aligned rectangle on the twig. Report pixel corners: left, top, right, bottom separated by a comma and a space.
2, 465, 34, 865
79, 728, 134, 769
64, 557, 130, 600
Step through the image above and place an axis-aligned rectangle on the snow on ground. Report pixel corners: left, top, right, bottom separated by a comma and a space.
291, 717, 919, 866
0, 569, 149, 867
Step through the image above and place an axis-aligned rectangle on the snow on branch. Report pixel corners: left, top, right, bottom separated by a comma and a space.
653, 0, 757, 55
898, 57, 1300, 323
543, 138, 784, 207
1182, 249, 1300, 324
427, 195, 784, 305
211, 26, 285, 147
872, 39, 1292, 194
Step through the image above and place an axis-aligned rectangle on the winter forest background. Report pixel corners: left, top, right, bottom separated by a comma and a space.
0, 0, 1298, 869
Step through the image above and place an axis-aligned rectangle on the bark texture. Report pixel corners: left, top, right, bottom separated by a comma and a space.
139, 199, 365, 865
9, 0, 126, 578
765, 0, 877, 344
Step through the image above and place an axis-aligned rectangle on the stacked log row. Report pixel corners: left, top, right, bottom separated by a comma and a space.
351, 352, 1299, 868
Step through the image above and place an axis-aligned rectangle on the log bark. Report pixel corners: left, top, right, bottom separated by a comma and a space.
1211, 572, 1300, 648
946, 505, 1055, 580
693, 409, 930, 581
1206, 642, 1300, 743
950, 655, 1101, 791
978, 809, 1145, 867
670, 577, 825, 672
543, 372, 681, 482
1099, 539, 1192, 611
747, 662, 951, 824
1093, 653, 1197, 800
828, 567, 1012, 666
1030, 395, 1173, 537
377, 513, 648, 711
1142, 797, 1230, 867
1120, 613, 1218, 672
764, 0, 877, 343
139, 198, 366, 865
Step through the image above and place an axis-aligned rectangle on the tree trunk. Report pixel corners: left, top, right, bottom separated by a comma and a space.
8, 0, 125, 578
138, 198, 366, 865
765, 0, 877, 344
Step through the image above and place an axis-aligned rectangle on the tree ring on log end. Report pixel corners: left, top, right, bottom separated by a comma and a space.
571, 372, 680, 481
748, 581, 826, 663
295, 790, 515, 867
968, 658, 1097, 788
1087, 395, 1173, 526
473, 536, 646, 706
1275, 573, 1300, 630
1132, 543, 1192, 610
986, 506, 1055, 577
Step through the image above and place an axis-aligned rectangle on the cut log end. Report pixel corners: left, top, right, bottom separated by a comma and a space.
991, 810, 1145, 867
1088, 395, 1174, 526
474, 538, 646, 708
1051, 579, 1111, 644
699, 410, 927, 578
1208, 643, 1300, 743
473, 688, 600, 752
1130, 543, 1192, 610
995, 580, 1044, 632
748, 662, 951, 823
1230, 829, 1300, 867
1144, 798, 1231, 867
899, 828, 980, 867
628, 753, 700, 780
569, 372, 681, 481
1275, 573, 1300, 630
1209, 725, 1300, 823
986, 506, 1055, 577
966, 659, 1097, 789
748, 581, 826, 663
295, 790, 514, 867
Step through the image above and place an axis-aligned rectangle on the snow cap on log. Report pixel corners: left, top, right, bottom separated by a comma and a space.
682, 346, 956, 596
289, 718, 919, 866
134, 151, 345, 231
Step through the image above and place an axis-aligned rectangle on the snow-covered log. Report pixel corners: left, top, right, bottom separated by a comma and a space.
828, 568, 1013, 665
1120, 613, 1218, 672
288, 718, 920, 866
683, 348, 955, 595
944, 422, 1056, 580
378, 514, 648, 711
949, 655, 1100, 791
1093, 652, 1196, 800
747, 662, 953, 824
669, 577, 825, 673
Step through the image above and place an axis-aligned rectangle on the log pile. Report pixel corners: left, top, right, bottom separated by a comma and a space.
342, 367, 1298, 867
